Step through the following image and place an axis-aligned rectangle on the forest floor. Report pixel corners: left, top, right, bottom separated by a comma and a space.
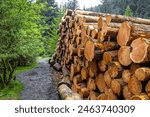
17, 58, 61, 100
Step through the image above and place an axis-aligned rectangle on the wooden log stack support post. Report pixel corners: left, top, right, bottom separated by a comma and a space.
51, 9, 150, 100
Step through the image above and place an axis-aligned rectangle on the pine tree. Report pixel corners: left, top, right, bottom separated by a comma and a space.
36, 0, 59, 55
48, 11, 64, 56
124, 5, 133, 16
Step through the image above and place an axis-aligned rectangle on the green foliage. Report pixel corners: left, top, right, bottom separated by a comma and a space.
48, 11, 64, 56
0, 80, 23, 100
15, 61, 38, 75
0, 0, 45, 59
36, 0, 59, 56
0, 57, 39, 99
0, 0, 46, 87
124, 5, 133, 16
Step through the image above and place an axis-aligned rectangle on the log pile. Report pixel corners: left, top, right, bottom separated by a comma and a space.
50, 9, 150, 100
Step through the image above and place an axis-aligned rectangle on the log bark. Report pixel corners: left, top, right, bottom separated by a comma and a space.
69, 44, 77, 56
103, 50, 118, 64
58, 84, 82, 100
58, 76, 71, 88
75, 10, 150, 25
62, 66, 70, 76
53, 62, 62, 71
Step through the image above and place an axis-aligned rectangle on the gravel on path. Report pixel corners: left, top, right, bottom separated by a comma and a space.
17, 59, 60, 100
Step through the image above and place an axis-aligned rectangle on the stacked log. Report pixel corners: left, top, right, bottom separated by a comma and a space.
50, 9, 150, 100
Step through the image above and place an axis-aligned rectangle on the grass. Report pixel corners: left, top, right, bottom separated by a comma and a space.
0, 61, 38, 100
15, 61, 38, 75
0, 80, 24, 100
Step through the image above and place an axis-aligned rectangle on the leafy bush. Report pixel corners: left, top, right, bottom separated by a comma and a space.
0, 0, 46, 87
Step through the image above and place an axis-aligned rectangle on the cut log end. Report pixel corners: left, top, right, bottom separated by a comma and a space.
130, 93, 149, 100
117, 22, 131, 46
135, 67, 150, 81
96, 74, 107, 93
128, 75, 142, 95
118, 46, 132, 66
84, 40, 95, 61
130, 38, 150, 63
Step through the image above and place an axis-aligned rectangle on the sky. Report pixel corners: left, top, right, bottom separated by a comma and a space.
55, 0, 101, 9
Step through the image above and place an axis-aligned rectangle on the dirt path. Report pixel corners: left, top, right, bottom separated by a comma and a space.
17, 59, 60, 100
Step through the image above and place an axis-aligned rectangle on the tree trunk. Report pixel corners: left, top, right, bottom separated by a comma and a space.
58, 84, 82, 100
75, 10, 150, 25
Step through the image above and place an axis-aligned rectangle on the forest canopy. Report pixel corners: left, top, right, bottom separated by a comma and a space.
86, 0, 150, 19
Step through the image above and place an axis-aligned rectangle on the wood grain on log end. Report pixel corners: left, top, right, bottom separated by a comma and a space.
117, 21, 131, 46
118, 46, 132, 66
135, 67, 150, 81
130, 38, 150, 63
84, 40, 95, 61
128, 75, 142, 95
